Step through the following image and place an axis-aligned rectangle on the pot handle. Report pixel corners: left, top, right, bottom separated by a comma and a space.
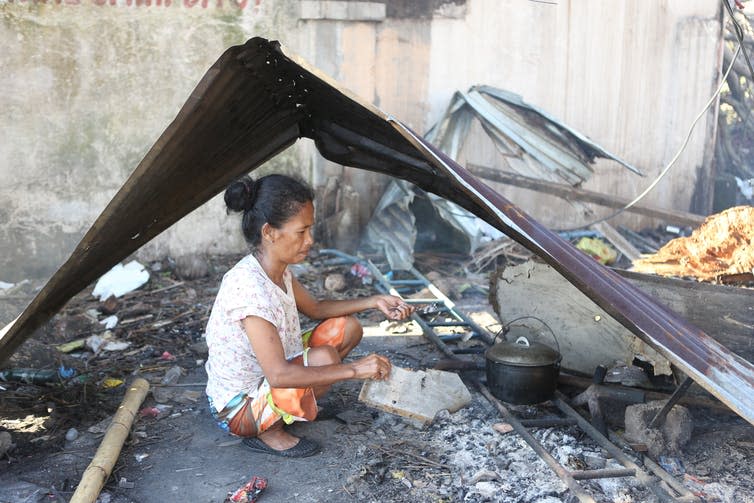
515, 336, 530, 347
497, 316, 561, 354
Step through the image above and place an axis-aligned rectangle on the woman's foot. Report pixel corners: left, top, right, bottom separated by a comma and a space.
244, 422, 321, 458
256, 422, 300, 451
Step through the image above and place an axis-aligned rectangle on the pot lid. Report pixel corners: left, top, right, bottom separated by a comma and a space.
486, 334, 561, 367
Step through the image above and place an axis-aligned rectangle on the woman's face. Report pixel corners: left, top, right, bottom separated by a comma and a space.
267, 201, 315, 264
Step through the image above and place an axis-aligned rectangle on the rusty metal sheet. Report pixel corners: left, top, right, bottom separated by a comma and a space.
426, 86, 642, 186
2, 37, 753, 425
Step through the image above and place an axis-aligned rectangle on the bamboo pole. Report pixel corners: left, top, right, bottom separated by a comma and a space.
70, 378, 150, 503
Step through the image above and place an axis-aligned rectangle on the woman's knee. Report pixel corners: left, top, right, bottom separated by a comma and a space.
306, 345, 340, 366
343, 315, 363, 348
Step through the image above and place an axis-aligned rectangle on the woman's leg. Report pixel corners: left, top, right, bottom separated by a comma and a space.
253, 317, 364, 450
307, 315, 363, 359
338, 315, 363, 359
306, 344, 341, 398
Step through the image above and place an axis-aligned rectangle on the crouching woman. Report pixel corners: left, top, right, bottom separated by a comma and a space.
204, 174, 413, 458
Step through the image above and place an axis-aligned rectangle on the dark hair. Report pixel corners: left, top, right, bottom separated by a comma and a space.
224, 174, 314, 246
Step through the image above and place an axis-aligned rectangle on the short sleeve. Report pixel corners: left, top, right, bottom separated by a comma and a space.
221, 268, 281, 329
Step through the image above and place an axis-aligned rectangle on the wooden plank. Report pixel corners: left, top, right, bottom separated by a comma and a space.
468, 165, 706, 227
616, 269, 754, 359
492, 261, 754, 377
358, 366, 472, 424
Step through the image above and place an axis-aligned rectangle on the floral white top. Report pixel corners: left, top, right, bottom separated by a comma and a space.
204, 254, 302, 410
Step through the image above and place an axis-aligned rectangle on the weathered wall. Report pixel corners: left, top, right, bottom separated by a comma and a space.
0, 0, 306, 281
1, 0, 722, 282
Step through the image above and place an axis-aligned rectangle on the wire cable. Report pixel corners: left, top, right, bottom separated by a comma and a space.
558, 42, 743, 232
723, 0, 754, 131
723, 0, 754, 82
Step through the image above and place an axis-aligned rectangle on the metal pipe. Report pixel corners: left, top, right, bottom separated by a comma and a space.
519, 418, 577, 428
649, 377, 694, 428
478, 383, 597, 503
412, 314, 457, 359
608, 431, 701, 502
570, 468, 636, 480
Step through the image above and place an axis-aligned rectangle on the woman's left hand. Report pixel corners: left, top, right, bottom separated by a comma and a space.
374, 295, 415, 320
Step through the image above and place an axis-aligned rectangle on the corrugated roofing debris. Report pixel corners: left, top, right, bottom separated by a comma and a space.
426, 85, 643, 186
1, 37, 752, 426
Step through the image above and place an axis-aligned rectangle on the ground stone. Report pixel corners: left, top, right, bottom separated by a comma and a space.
625, 401, 694, 458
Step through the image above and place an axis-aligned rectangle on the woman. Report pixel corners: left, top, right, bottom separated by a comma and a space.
204, 174, 414, 458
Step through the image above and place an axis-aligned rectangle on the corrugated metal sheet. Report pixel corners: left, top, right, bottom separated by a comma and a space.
1, 37, 752, 426
426, 86, 642, 186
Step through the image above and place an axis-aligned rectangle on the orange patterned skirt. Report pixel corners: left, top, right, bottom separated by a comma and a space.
209, 317, 346, 437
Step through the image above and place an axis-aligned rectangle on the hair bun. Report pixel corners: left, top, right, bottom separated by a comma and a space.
224, 175, 256, 212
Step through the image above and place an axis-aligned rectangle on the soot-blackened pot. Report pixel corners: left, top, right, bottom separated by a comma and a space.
485, 326, 561, 405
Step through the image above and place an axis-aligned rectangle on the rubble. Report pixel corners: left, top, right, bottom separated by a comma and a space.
0, 251, 751, 502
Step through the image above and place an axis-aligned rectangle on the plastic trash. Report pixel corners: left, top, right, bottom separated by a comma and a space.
86, 332, 131, 353
658, 456, 685, 476
161, 365, 183, 385
92, 260, 150, 301
101, 378, 124, 389
139, 406, 162, 419
350, 263, 373, 285
100, 315, 118, 329
57, 338, 87, 353
226, 476, 267, 503
575, 237, 618, 265
58, 365, 76, 379
0, 367, 73, 384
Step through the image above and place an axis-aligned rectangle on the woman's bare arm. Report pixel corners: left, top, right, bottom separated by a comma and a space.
291, 276, 413, 321
243, 316, 389, 388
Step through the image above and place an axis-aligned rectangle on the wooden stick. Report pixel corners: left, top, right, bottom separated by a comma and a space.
69, 378, 150, 503
468, 165, 706, 226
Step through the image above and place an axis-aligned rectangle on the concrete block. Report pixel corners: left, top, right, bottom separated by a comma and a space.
624, 401, 694, 458
358, 366, 472, 425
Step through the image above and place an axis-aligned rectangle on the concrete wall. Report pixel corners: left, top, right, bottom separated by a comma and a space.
0, 0, 722, 282
0, 0, 302, 281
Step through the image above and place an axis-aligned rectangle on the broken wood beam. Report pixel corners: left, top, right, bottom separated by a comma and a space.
492, 261, 754, 377
468, 165, 706, 227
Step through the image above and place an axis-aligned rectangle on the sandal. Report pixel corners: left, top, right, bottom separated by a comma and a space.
242, 436, 321, 458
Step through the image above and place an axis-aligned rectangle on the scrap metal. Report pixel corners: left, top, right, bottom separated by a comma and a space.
1, 37, 753, 425
425, 85, 643, 185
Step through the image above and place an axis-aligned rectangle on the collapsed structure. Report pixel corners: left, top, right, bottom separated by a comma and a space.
1, 37, 753, 427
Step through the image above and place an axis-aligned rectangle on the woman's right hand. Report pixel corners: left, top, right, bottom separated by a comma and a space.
349, 353, 392, 381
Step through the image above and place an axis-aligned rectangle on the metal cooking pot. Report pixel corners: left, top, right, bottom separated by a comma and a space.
485, 324, 561, 405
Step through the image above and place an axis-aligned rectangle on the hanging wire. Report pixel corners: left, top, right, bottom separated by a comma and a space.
723, 0, 754, 131
557, 39, 744, 232
723, 0, 754, 82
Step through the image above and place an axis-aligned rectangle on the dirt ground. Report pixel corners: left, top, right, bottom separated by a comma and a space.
1, 252, 753, 503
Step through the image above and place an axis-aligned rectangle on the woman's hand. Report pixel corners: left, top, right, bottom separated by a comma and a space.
349, 353, 392, 381
374, 295, 415, 320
